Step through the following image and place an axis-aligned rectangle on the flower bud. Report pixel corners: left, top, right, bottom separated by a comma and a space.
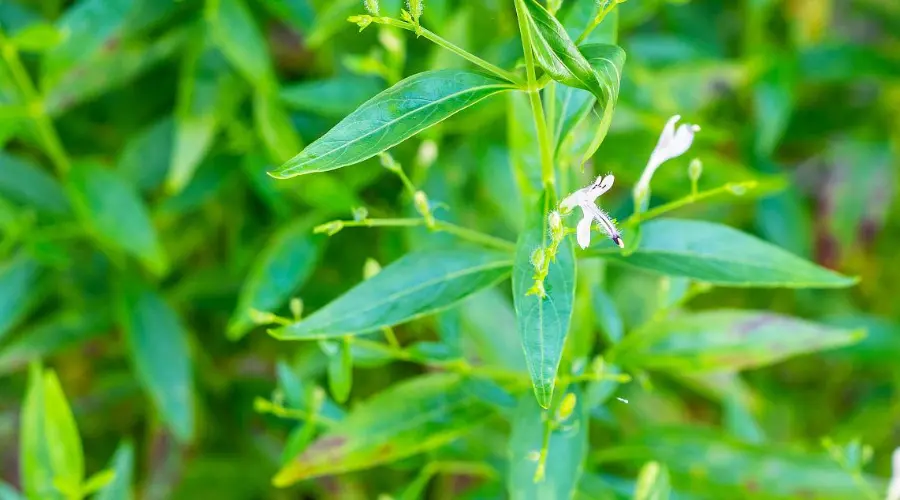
557, 392, 577, 421
363, 258, 382, 279
413, 190, 433, 225
347, 14, 373, 31
314, 220, 345, 236
548, 210, 563, 241
364, 0, 379, 15
352, 206, 369, 221
289, 298, 303, 320
378, 152, 400, 172
688, 158, 702, 182
530, 248, 545, 271
416, 139, 438, 168
249, 308, 277, 325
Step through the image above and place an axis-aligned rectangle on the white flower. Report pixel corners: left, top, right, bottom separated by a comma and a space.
889, 447, 900, 500
560, 174, 623, 250
634, 114, 701, 201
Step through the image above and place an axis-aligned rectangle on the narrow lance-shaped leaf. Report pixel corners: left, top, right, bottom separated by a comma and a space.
270, 249, 512, 340
634, 462, 671, 500
253, 89, 304, 164
0, 152, 70, 215
119, 284, 195, 443
594, 218, 857, 288
609, 310, 864, 373
513, 192, 577, 408
508, 388, 588, 500
94, 441, 135, 500
20, 363, 84, 500
279, 76, 384, 118
273, 373, 492, 486
228, 222, 323, 340
520, 0, 605, 100
270, 69, 516, 178
208, 0, 276, 91
0, 253, 42, 343
67, 162, 167, 275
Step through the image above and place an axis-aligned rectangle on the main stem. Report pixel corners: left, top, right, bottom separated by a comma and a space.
513, 0, 555, 189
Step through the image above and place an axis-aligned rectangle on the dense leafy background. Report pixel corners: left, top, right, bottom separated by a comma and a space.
1, 0, 899, 499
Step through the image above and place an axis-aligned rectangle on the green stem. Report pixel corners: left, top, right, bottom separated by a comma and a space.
621, 181, 759, 229
513, 0, 556, 188
574, 2, 618, 46
376, 18, 523, 85
0, 29, 70, 175
433, 220, 516, 252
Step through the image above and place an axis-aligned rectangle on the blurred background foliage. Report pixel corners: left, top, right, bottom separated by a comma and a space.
0, 0, 899, 499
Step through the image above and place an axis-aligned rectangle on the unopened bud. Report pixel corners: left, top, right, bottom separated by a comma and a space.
363, 258, 382, 279
347, 14, 373, 31
364, 0, 379, 15
688, 158, 702, 182
289, 298, 303, 320
413, 191, 434, 226
379, 151, 400, 172
548, 211, 563, 241
416, 139, 438, 168
378, 27, 403, 56
314, 220, 345, 236
352, 206, 369, 221
530, 248, 545, 271
557, 392, 577, 421
406, 0, 423, 21
249, 308, 277, 325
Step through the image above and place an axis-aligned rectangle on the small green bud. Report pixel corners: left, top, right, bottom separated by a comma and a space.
364, 0, 379, 15
363, 258, 382, 279
253, 397, 273, 413
249, 308, 277, 325
352, 206, 369, 221
347, 14, 373, 31
547, 0, 563, 14
413, 191, 434, 226
379, 151, 400, 172
530, 248, 545, 271
557, 392, 577, 421
688, 158, 703, 182
548, 210, 563, 241
415, 139, 438, 168
314, 220, 345, 236
526, 280, 546, 298
407, 0, 423, 21
378, 27, 403, 56
289, 297, 303, 321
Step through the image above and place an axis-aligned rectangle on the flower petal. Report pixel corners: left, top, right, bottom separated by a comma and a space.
655, 114, 681, 150
647, 117, 698, 172
560, 190, 584, 213
576, 214, 592, 249
586, 174, 615, 202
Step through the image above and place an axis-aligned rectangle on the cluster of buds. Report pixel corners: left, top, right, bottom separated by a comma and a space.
526, 209, 568, 297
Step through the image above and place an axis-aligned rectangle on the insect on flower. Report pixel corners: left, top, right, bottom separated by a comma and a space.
560, 174, 623, 250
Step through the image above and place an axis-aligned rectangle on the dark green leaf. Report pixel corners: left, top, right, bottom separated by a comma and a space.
592, 288, 623, 344
0, 253, 42, 343
11, 22, 62, 52
273, 373, 491, 485
119, 284, 195, 442
253, 89, 304, 164
208, 0, 275, 90
326, 338, 353, 403
597, 219, 856, 288
117, 117, 174, 193
0, 152, 70, 215
228, 222, 322, 340
279, 76, 384, 118
20, 363, 84, 500
94, 441, 135, 500
459, 289, 528, 372
508, 387, 588, 499
0, 310, 111, 375
512, 192, 576, 408
270, 249, 512, 340
610, 310, 864, 373
270, 70, 515, 178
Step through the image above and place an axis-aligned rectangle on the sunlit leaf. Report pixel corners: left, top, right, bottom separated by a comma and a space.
94, 441, 134, 500
270, 249, 511, 340
512, 191, 576, 408
271, 70, 515, 178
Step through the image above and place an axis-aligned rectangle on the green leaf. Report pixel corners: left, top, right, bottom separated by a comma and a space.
610, 310, 864, 373
326, 338, 353, 403
270, 249, 512, 340
79, 469, 115, 497
508, 92, 543, 198
67, 162, 167, 275
633, 462, 670, 500
117, 117, 174, 193
94, 442, 134, 500
41, 0, 135, 89
279, 76, 384, 118
168, 35, 244, 193
207, 0, 275, 91
20, 363, 84, 500
0, 310, 111, 375
753, 55, 796, 157
273, 373, 491, 485
253, 89, 304, 164
11, 22, 63, 52
458, 289, 528, 372
228, 222, 322, 340
597, 219, 857, 288
0, 152, 70, 215
508, 387, 588, 500
0, 253, 42, 343
599, 428, 887, 499
0, 481, 23, 500
119, 284, 195, 442
520, 0, 605, 100
592, 289, 623, 344
270, 70, 515, 178
512, 192, 576, 408
576, 43, 625, 160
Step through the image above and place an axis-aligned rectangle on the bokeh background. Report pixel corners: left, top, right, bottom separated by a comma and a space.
1, 0, 899, 498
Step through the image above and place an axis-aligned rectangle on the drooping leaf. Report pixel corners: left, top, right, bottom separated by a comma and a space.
94, 441, 135, 500
0, 152, 70, 215
67, 162, 167, 274
508, 387, 588, 499
520, 0, 608, 101
207, 0, 275, 91
0, 310, 111, 375
610, 310, 864, 373
273, 373, 491, 485
596, 219, 856, 288
279, 76, 384, 118
270, 70, 515, 178
119, 284, 195, 442
576, 43, 625, 160
20, 363, 84, 500
168, 34, 244, 193
512, 192, 577, 408
270, 249, 512, 340
0, 252, 42, 343
228, 222, 322, 340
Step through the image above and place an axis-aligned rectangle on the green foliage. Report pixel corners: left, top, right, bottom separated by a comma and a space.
1, 0, 898, 498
